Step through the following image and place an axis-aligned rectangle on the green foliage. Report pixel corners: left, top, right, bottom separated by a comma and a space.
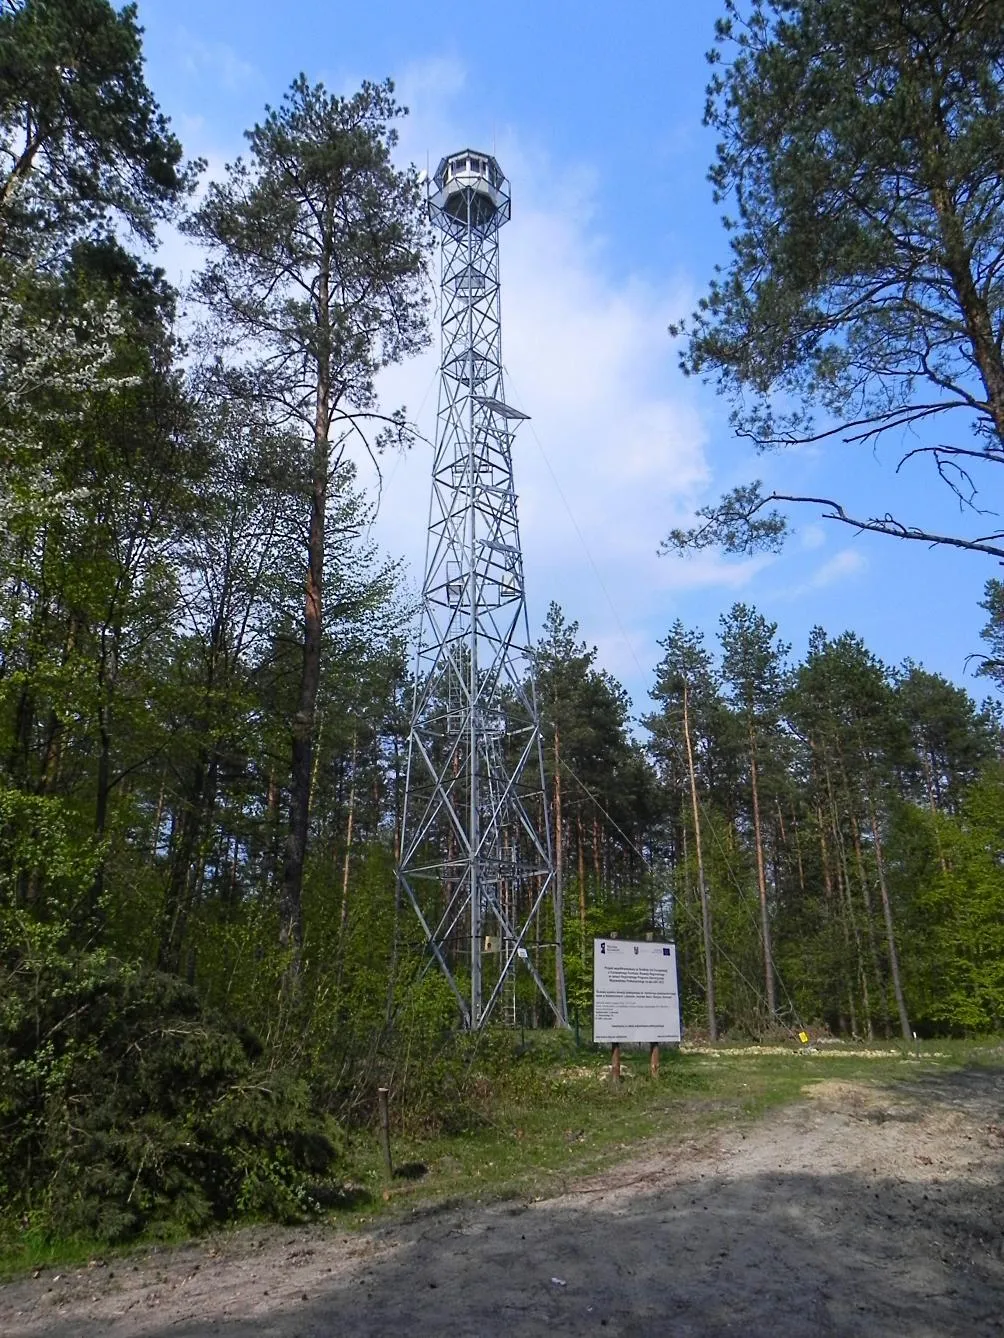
688, 0, 1004, 442
0, 916, 344, 1243
977, 579, 1004, 690
0, 0, 195, 253
3, 0, 1004, 1267
561, 889, 663, 1022
0, 783, 101, 911
895, 662, 999, 813
663, 481, 788, 558
669, 0, 1004, 559
182, 72, 430, 960
185, 74, 430, 423
904, 771, 1004, 1033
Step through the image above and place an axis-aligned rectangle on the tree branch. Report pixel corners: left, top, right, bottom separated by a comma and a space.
664, 481, 1004, 562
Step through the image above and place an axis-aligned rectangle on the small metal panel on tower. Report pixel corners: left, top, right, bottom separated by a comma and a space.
397, 150, 565, 1031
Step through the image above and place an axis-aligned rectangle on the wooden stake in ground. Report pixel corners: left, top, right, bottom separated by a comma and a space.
650, 1042, 660, 1077
611, 1044, 621, 1081
377, 1087, 393, 1179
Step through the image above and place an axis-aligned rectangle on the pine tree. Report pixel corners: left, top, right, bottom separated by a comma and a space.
719, 602, 789, 1017
0, 0, 194, 257
648, 621, 721, 1038
185, 77, 429, 965
667, 0, 1004, 561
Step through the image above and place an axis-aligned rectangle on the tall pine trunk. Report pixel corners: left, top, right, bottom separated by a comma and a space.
824, 762, 870, 1037
280, 250, 332, 969
920, 750, 949, 874
552, 725, 568, 1025
159, 751, 217, 973
850, 813, 890, 1037
866, 787, 912, 1041
817, 800, 855, 1036
577, 813, 587, 955
748, 727, 776, 1016
339, 731, 358, 934
683, 679, 716, 1040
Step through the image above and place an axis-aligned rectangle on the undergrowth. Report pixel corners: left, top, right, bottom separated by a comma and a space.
3, 911, 999, 1280
0, 923, 345, 1252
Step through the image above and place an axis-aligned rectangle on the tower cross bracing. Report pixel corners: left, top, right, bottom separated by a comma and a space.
397, 149, 565, 1030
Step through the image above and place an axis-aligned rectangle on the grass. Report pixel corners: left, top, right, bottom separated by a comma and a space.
338, 1034, 1003, 1228
2, 1035, 1000, 1279
0, 1220, 194, 1283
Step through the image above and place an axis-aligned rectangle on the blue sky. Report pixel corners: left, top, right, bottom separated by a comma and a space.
137, 0, 1000, 714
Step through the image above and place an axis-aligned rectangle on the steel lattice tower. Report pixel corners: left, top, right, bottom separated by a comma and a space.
398, 150, 566, 1031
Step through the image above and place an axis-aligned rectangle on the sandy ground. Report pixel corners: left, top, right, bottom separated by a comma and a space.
2, 1067, 1002, 1338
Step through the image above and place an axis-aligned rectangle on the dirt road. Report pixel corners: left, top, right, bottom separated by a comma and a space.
2, 1067, 1002, 1337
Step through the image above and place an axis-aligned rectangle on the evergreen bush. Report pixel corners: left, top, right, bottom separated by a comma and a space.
0, 915, 344, 1243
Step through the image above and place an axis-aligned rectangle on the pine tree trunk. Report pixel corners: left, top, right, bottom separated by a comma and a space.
280, 254, 332, 970
850, 814, 890, 1037
683, 679, 716, 1040
552, 725, 568, 1025
91, 698, 112, 911
791, 810, 806, 900
835, 859, 862, 1038
339, 731, 358, 934
90, 621, 117, 914
151, 766, 167, 858
921, 750, 949, 874
592, 815, 602, 889
866, 789, 912, 1041
824, 764, 870, 1038
748, 727, 776, 1016
819, 797, 862, 1038
159, 752, 217, 973
817, 803, 855, 1036
265, 768, 282, 890
391, 731, 403, 864
577, 812, 587, 955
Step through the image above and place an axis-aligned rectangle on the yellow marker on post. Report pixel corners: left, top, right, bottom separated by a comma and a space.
798, 1031, 809, 1044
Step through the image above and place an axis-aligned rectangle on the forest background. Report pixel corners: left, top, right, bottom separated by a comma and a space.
2, 0, 1004, 1252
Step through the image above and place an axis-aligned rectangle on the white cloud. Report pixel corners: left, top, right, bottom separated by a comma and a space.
152, 52, 722, 702
653, 552, 776, 592
176, 31, 258, 93
799, 523, 827, 551
788, 547, 867, 596
368, 61, 720, 699
394, 57, 468, 132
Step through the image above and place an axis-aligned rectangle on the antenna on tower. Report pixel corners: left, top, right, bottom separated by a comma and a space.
397, 149, 567, 1031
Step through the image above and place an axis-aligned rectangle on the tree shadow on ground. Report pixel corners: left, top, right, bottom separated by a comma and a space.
27, 1161, 1004, 1337
15, 1067, 1004, 1338
872, 1063, 1004, 1121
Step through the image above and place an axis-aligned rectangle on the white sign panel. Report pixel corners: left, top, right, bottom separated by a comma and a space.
593, 939, 681, 1044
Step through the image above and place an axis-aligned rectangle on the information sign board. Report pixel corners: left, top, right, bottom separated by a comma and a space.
593, 938, 681, 1044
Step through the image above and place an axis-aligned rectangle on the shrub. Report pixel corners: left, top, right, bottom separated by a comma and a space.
0, 913, 344, 1243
